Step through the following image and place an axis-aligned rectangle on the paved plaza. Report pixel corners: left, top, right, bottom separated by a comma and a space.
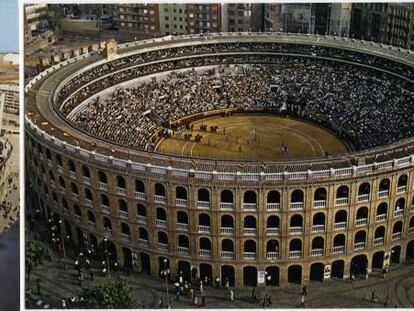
25, 232, 414, 309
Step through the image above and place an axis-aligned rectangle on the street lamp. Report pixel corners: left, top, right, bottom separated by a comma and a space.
385, 249, 395, 306
58, 220, 67, 270
161, 258, 170, 309
104, 238, 111, 279
264, 272, 271, 308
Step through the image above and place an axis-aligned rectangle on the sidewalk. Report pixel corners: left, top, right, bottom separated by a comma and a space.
26, 243, 414, 309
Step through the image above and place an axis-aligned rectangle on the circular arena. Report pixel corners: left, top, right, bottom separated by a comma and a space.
25, 32, 414, 287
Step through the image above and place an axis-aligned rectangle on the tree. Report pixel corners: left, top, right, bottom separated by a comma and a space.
25, 238, 50, 285
79, 277, 135, 308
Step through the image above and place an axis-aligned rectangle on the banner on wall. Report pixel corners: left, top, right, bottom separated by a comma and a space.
324, 264, 332, 279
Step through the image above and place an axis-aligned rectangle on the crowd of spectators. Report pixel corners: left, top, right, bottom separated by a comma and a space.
66, 55, 414, 151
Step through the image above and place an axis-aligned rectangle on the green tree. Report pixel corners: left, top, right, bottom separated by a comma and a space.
80, 277, 135, 308
25, 238, 50, 285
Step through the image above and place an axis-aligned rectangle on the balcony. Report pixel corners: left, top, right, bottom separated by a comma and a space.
332, 246, 345, 254
312, 224, 325, 232
117, 187, 127, 196
197, 201, 210, 209
178, 246, 190, 254
72, 193, 80, 202
88, 221, 97, 229
311, 248, 324, 257
176, 223, 189, 231
335, 197, 348, 206
175, 198, 187, 207
313, 200, 327, 208
374, 237, 384, 245
288, 250, 302, 258
290, 202, 304, 210
69, 171, 76, 179
198, 225, 211, 233
199, 249, 211, 257
154, 195, 166, 204
266, 228, 279, 235
267, 203, 281, 210
137, 215, 147, 224
242, 203, 257, 211
156, 219, 167, 228
375, 214, 387, 222
396, 185, 407, 194
220, 227, 234, 235
103, 227, 112, 237
357, 194, 370, 203
355, 218, 368, 226
394, 209, 404, 217
266, 252, 279, 260
74, 215, 82, 223
57, 165, 63, 174
289, 226, 303, 234
378, 190, 389, 198
101, 205, 110, 214
243, 252, 256, 260
334, 222, 347, 230
135, 191, 146, 201
221, 251, 234, 259
138, 238, 148, 247
99, 182, 108, 191
158, 243, 168, 251
392, 232, 402, 241
121, 234, 131, 243
220, 202, 234, 210
83, 177, 91, 185
353, 242, 366, 250
119, 210, 128, 219
85, 199, 93, 208
243, 228, 257, 235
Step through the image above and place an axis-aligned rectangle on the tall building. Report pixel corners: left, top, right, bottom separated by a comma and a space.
24, 4, 49, 43
186, 4, 221, 34
159, 4, 188, 35
115, 4, 160, 38
222, 3, 263, 32
328, 3, 352, 37
350, 3, 413, 48
0, 84, 19, 115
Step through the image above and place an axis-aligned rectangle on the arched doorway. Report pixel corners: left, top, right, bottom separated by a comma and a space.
221, 265, 235, 287
243, 266, 257, 287
331, 260, 344, 279
406, 240, 414, 261
391, 246, 401, 264
372, 251, 384, 270
200, 263, 213, 285
310, 263, 324, 282
265, 266, 279, 286
288, 265, 302, 284
351, 254, 368, 278
177, 260, 191, 282
140, 252, 151, 274
122, 247, 132, 269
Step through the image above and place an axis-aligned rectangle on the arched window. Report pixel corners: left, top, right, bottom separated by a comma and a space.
266, 240, 279, 258
314, 188, 327, 201
177, 211, 189, 224
244, 216, 257, 234
139, 228, 148, 240
117, 176, 126, 189
82, 165, 90, 178
85, 188, 93, 201
59, 176, 66, 189
356, 206, 368, 225
71, 183, 78, 195
354, 230, 366, 248
290, 214, 303, 228
243, 240, 257, 254
312, 213, 325, 231
358, 182, 370, 201
291, 190, 304, 203
156, 208, 167, 221
199, 237, 211, 250
221, 190, 233, 203
379, 178, 390, 196
155, 183, 165, 197
221, 239, 234, 252
157, 231, 168, 245
135, 180, 145, 193
266, 216, 280, 230
395, 198, 405, 216
311, 237, 325, 255
267, 191, 280, 204
176, 186, 187, 200
100, 194, 109, 207
198, 188, 210, 202
221, 215, 234, 228
376, 203, 388, 221
178, 235, 189, 248
244, 191, 257, 204
98, 171, 107, 184
336, 185, 349, 205
87, 211, 96, 223
68, 160, 76, 173
289, 239, 302, 255
56, 154, 63, 167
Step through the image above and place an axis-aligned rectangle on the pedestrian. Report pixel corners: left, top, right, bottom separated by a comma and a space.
299, 294, 306, 308
230, 289, 234, 301
301, 285, 308, 296
204, 276, 208, 285
190, 288, 194, 303
158, 298, 164, 308
90, 270, 94, 281
225, 278, 230, 290
267, 295, 272, 306
215, 276, 220, 288
194, 295, 198, 305
200, 280, 204, 295
61, 299, 66, 308
168, 297, 173, 309
175, 290, 180, 301
201, 293, 206, 307
262, 296, 267, 308
371, 290, 377, 303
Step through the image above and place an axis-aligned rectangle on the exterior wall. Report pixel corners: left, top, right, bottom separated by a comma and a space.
26, 130, 414, 287
186, 4, 221, 34
115, 4, 160, 37
159, 4, 188, 36
225, 3, 263, 32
